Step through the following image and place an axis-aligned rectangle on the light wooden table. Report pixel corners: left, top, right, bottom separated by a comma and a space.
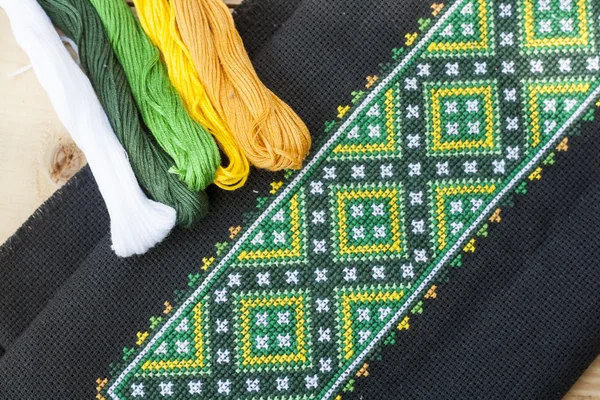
0, 6, 598, 399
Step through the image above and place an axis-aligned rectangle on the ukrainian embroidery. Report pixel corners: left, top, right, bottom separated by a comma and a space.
103, 0, 600, 398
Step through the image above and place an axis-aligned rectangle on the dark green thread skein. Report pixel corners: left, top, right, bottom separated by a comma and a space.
89, 0, 221, 193
37, 0, 208, 226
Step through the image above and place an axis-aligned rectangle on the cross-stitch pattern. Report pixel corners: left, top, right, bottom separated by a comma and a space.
103, 0, 600, 398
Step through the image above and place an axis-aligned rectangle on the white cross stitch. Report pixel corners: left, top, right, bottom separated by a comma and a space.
401, 264, 415, 279
277, 311, 291, 325
313, 240, 327, 254
466, 99, 480, 113
217, 349, 230, 364
558, 58, 572, 72
276, 377, 289, 392
368, 125, 381, 138
256, 312, 268, 327
323, 166, 337, 180
504, 88, 517, 102
358, 330, 372, 344
188, 381, 202, 395
417, 64, 431, 76
216, 319, 229, 334
131, 383, 144, 397
256, 335, 269, 350
412, 219, 425, 234
357, 308, 371, 322
530, 60, 544, 74
175, 340, 189, 355
406, 105, 420, 118
246, 379, 260, 393
492, 159, 506, 174
286, 270, 300, 285
343, 267, 357, 282
217, 380, 231, 395
352, 164, 365, 179
506, 146, 520, 160
277, 334, 292, 348
315, 298, 330, 313
450, 200, 463, 214
446, 62, 459, 76
320, 358, 333, 373
318, 327, 331, 342
461, 22, 475, 36
464, 160, 478, 174
159, 382, 173, 397
407, 134, 420, 148
414, 249, 428, 263
372, 266, 385, 280
312, 210, 325, 224
215, 289, 227, 303
314, 268, 328, 282
273, 231, 286, 245
352, 226, 366, 240
372, 203, 385, 216
445, 100, 459, 114
409, 191, 423, 205
310, 181, 324, 195
251, 231, 265, 245
500, 32, 514, 46
380, 164, 394, 178
305, 375, 319, 390
408, 162, 421, 176
405, 77, 418, 90
256, 272, 270, 286
176, 318, 188, 333
499, 3, 512, 17
502, 61, 515, 74
437, 161, 450, 176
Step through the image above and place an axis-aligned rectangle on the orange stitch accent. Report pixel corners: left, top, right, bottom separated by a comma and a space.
96, 378, 108, 400
489, 208, 502, 224
365, 75, 379, 89
229, 225, 242, 239
431, 3, 445, 16
556, 137, 569, 152
356, 363, 370, 378
424, 285, 438, 299
163, 301, 173, 315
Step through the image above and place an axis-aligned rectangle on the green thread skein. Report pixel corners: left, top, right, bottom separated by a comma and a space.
37, 0, 208, 226
89, 0, 221, 192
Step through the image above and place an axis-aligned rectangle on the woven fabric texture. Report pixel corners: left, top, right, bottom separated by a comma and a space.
0, 0, 599, 399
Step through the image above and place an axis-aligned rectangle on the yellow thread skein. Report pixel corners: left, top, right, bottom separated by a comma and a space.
134, 0, 249, 190
172, 0, 311, 171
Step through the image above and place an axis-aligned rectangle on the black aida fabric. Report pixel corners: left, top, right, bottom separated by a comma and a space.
0, 0, 598, 399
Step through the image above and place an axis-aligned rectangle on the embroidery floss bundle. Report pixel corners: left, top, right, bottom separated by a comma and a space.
134, 0, 250, 190
37, 0, 209, 227
0, 0, 176, 257
173, 0, 312, 171
89, 0, 221, 192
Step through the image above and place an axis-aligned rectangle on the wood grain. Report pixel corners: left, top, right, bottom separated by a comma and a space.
0, 6, 598, 399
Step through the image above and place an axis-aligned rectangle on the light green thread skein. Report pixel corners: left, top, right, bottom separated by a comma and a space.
89, 0, 220, 192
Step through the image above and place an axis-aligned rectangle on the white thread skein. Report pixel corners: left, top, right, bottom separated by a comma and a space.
1, 0, 177, 257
